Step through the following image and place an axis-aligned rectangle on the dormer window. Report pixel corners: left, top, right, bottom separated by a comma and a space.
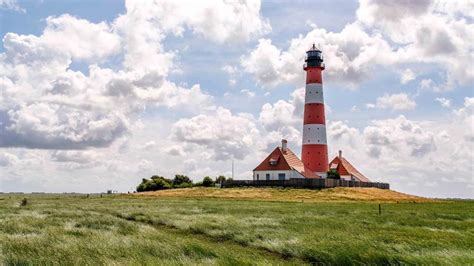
269, 155, 280, 166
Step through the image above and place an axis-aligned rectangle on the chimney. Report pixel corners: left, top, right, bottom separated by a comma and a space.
281, 139, 288, 152
338, 150, 342, 159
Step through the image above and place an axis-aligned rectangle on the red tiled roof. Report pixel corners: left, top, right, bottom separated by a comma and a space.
254, 147, 318, 178
328, 156, 370, 182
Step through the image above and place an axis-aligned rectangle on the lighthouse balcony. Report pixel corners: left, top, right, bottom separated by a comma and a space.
303, 62, 325, 70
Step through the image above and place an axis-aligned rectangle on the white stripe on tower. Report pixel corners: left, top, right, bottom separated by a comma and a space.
304, 83, 324, 104
302, 124, 327, 144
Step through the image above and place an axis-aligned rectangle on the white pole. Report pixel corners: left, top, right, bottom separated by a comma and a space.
232, 159, 234, 180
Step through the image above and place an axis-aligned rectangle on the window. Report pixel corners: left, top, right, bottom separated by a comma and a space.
278, 173, 286, 180
256, 174, 259, 180
266, 173, 270, 180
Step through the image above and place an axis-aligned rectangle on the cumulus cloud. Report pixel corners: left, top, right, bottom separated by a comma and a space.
241, 23, 396, 88
115, 0, 270, 73
0, 151, 19, 167
357, 0, 432, 26
50, 150, 102, 169
241, 0, 473, 90
169, 87, 306, 162
400, 68, 416, 84
51, 150, 99, 164
1, 0, 269, 150
42, 14, 121, 62
435, 97, 451, 108
366, 93, 416, 111
171, 107, 259, 160
364, 115, 436, 158
240, 89, 256, 97
159, 0, 270, 42
0, 0, 24, 12
453, 97, 474, 142
222, 65, 238, 86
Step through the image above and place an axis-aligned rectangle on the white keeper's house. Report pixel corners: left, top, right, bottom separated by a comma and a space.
253, 139, 370, 182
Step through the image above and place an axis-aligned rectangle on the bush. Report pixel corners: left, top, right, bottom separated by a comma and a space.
215, 175, 227, 184
173, 174, 192, 186
202, 176, 214, 187
327, 169, 341, 179
136, 176, 172, 192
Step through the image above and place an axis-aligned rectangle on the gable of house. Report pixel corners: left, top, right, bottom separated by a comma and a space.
254, 147, 318, 178
329, 156, 370, 182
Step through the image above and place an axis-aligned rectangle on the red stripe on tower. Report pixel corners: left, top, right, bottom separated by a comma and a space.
301, 44, 328, 177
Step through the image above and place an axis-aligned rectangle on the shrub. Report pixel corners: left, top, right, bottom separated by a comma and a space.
136, 176, 172, 192
202, 176, 214, 187
215, 175, 226, 184
327, 169, 341, 179
173, 175, 192, 186
20, 198, 28, 207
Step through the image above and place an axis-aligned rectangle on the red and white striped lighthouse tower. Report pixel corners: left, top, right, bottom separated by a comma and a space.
301, 44, 328, 177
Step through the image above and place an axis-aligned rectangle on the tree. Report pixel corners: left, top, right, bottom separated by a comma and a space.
136, 176, 172, 192
173, 174, 193, 187
215, 175, 226, 184
327, 169, 340, 179
202, 176, 214, 187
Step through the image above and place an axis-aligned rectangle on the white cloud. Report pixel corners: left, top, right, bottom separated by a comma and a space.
146, 0, 271, 43
240, 39, 294, 87
42, 14, 121, 62
400, 68, 416, 84
435, 97, 451, 108
171, 107, 260, 160
0, 2, 226, 150
327, 114, 473, 197
51, 150, 99, 164
357, 0, 432, 28
241, 23, 396, 88
453, 97, 474, 142
0, 151, 19, 166
169, 87, 306, 163
222, 65, 238, 86
242, 0, 473, 90
240, 89, 256, 98
0, 0, 24, 12
259, 100, 297, 131
139, 141, 156, 150
364, 115, 436, 158
367, 93, 416, 111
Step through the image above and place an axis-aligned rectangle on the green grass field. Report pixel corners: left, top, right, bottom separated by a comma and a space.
1, 190, 473, 265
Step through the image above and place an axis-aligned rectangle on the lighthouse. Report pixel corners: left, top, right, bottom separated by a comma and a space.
253, 43, 374, 183
301, 44, 328, 177
252, 44, 378, 183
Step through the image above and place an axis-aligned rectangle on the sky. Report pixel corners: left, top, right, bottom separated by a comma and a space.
0, 0, 473, 198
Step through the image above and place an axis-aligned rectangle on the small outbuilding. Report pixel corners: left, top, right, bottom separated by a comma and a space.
328, 151, 370, 182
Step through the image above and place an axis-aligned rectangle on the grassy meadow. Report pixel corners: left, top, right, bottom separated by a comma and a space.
0, 188, 473, 265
